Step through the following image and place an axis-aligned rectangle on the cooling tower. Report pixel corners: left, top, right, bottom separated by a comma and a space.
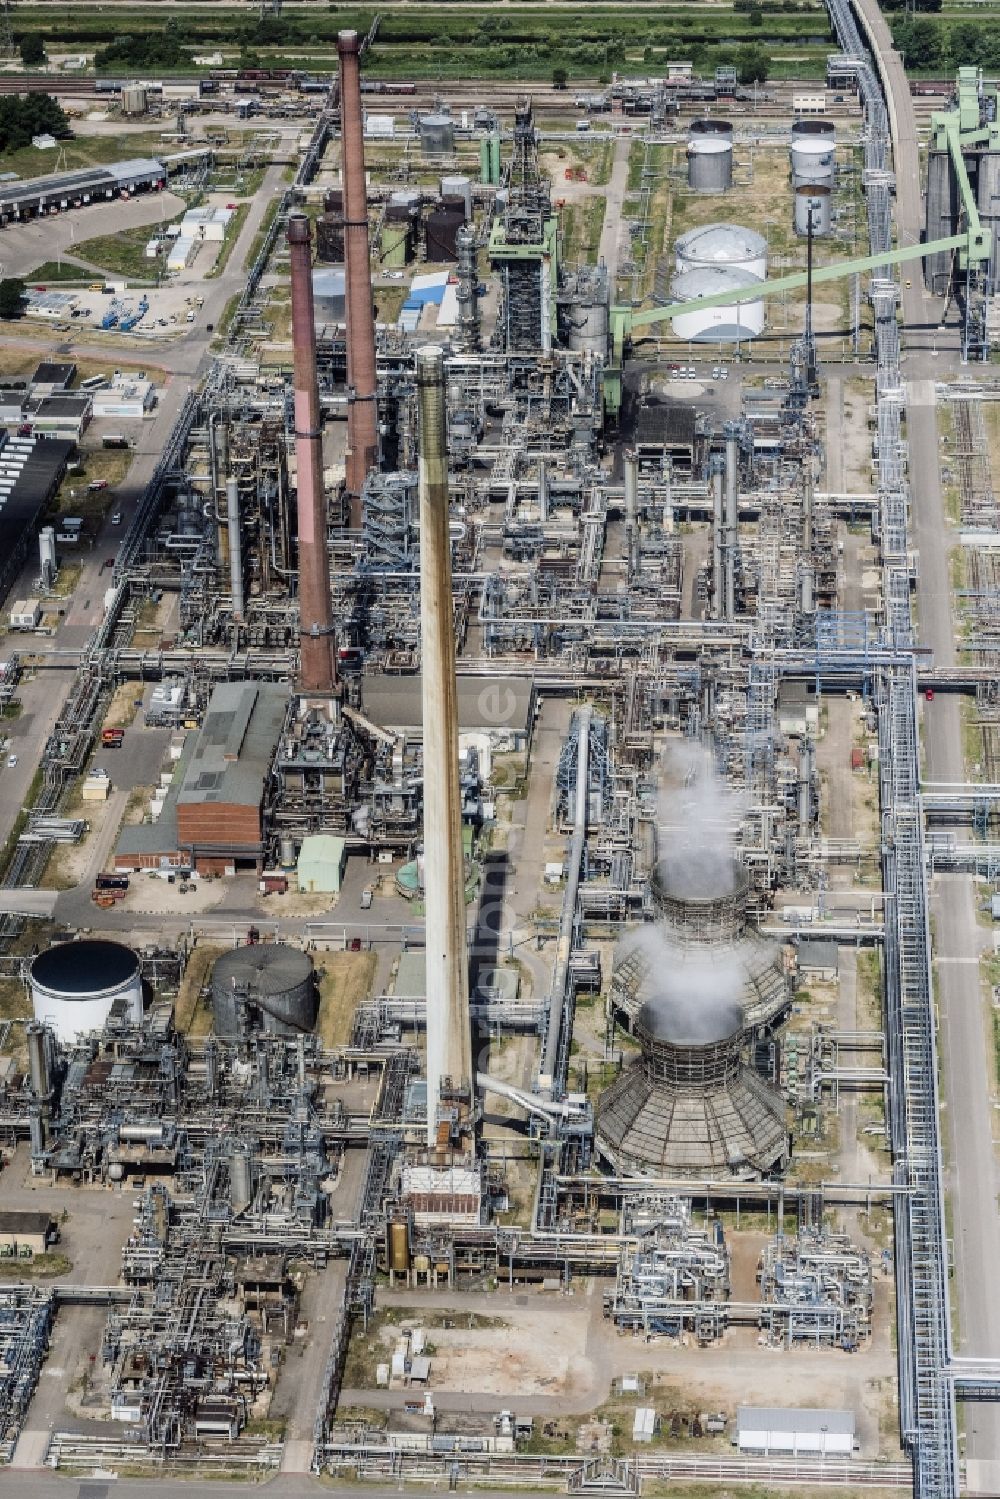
612, 859, 790, 1032
596, 997, 788, 1178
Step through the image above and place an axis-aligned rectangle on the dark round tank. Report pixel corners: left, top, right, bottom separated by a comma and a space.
791, 118, 836, 138
212, 944, 317, 1041
689, 118, 734, 138
31, 939, 139, 995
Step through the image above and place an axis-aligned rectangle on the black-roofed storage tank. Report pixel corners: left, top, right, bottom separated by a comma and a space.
211, 943, 317, 1041
30, 939, 143, 1041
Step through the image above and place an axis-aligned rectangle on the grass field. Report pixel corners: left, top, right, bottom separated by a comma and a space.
12, 4, 835, 81
0, 131, 171, 183
68, 225, 164, 283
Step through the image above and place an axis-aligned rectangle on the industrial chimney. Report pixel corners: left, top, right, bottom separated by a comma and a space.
338, 29, 379, 530
417, 345, 472, 1148
287, 212, 337, 694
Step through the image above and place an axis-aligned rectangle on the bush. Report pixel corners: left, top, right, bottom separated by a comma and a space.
95, 23, 193, 71
19, 34, 46, 67
0, 279, 25, 320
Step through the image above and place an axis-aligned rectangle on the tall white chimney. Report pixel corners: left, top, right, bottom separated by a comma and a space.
416, 345, 472, 1147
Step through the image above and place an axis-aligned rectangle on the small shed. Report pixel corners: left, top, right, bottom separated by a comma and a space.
0, 1210, 56, 1256
632, 1407, 657, 1443
991, 893, 1000, 922
796, 940, 839, 982
735, 1406, 855, 1457
777, 680, 819, 737
297, 834, 347, 894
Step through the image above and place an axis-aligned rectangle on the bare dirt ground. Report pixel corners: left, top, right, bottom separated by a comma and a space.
343, 1284, 899, 1457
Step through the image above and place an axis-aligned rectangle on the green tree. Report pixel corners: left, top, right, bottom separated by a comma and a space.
19, 35, 46, 67
891, 16, 941, 69
734, 45, 770, 84
0, 280, 26, 320
552, 65, 568, 89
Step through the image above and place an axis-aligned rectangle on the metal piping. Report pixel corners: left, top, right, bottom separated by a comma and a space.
477, 1072, 587, 1124
225, 478, 244, 622
417, 344, 472, 1146
338, 29, 379, 528
711, 463, 724, 621
538, 705, 591, 1092
287, 211, 337, 694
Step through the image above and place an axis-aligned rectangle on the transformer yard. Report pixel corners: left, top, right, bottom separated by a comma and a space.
0, 1, 998, 1496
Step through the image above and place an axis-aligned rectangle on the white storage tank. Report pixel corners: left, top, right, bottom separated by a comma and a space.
440, 174, 472, 219
794, 183, 832, 237
669, 265, 765, 342
675, 222, 767, 281
791, 135, 835, 186
30, 939, 143, 1041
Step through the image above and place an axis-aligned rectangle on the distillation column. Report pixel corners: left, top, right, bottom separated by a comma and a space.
338, 29, 379, 529
723, 422, 739, 621
417, 345, 472, 1145
288, 212, 337, 694
226, 477, 245, 621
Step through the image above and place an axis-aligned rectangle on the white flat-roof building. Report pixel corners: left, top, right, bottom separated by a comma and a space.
736, 1407, 855, 1457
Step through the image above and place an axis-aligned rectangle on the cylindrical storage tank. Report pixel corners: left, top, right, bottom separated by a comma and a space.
388, 1218, 411, 1272
791, 135, 835, 186
381, 216, 411, 268
121, 84, 147, 116
419, 114, 454, 155
316, 213, 344, 264
425, 208, 464, 262
566, 297, 609, 357
675, 222, 767, 281
794, 183, 832, 237
440, 174, 472, 219
30, 940, 142, 1042
280, 834, 296, 869
211, 943, 317, 1040
561, 267, 610, 357
389, 188, 422, 212
669, 266, 765, 342
791, 118, 835, 139
687, 136, 733, 193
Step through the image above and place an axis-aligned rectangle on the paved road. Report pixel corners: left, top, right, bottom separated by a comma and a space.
0, 193, 188, 281
851, 0, 1000, 1487
0, 140, 293, 862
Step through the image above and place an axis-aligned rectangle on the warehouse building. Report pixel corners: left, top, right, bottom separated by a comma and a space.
735, 1407, 855, 1457
0, 436, 74, 608
0, 158, 166, 224
176, 683, 286, 873
115, 684, 287, 875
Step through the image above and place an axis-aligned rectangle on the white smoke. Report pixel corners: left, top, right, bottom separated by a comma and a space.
656, 741, 744, 899
622, 921, 744, 1044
